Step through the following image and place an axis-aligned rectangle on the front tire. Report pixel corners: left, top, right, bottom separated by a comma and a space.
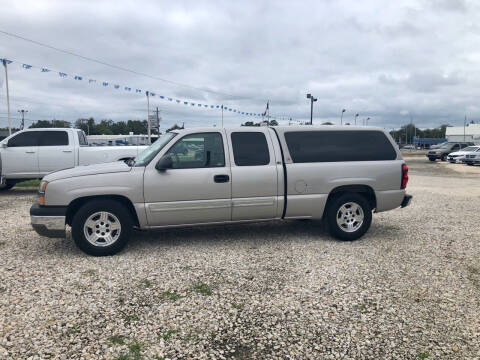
326, 193, 372, 241
72, 200, 132, 256
428, 158, 436, 162
441, 154, 447, 161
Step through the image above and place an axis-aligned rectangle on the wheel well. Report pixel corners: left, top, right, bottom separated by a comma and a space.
326, 185, 377, 212
66, 195, 140, 227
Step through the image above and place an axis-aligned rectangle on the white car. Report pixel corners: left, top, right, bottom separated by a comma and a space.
0, 128, 148, 190
447, 146, 480, 163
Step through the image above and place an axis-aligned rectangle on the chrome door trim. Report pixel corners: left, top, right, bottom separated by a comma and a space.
147, 199, 231, 213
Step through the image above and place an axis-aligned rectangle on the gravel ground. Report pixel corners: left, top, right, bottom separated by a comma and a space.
0, 159, 479, 359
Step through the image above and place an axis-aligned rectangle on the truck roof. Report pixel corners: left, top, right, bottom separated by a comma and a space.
171, 125, 385, 133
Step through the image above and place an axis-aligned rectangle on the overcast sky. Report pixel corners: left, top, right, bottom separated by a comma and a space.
0, 0, 478, 130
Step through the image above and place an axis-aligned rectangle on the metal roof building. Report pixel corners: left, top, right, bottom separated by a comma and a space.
445, 123, 480, 144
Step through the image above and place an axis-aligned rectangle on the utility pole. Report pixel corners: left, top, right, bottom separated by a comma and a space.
146, 91, 151, 144
2, 59, 11, 135
354, 113, 359, 125
155, 107, 161, 134
306, 94, 317, 125
464, 114, 466, 142
340, 109, 346, 125
18, 109, 28, 130
221, 105, 224, 128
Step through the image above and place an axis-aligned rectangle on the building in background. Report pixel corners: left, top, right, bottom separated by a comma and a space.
445, 123, 480, 144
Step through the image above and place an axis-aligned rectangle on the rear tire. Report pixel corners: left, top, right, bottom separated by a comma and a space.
326, 193, 372, 241
428, 158, 436, 162
441, 154, 447, 161
72, 199, 132, 256
0, 182, 15, 191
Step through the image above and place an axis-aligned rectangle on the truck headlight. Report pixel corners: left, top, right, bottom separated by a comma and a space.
39, 180, 48, 206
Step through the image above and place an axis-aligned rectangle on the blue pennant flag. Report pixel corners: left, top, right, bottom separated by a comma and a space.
159, 95, 164, 99
228, 108, 232, 111
74, 76, 83, 80
233, 109, 237, 112
125, 87, 131, 91
150, 92, 156, 96
168, 98, 173, 101
241, 112, 244, 114
191, 103, 195, 106
198, 104, 202, 107
89, 79, 96, 84
176, 99, 181, 103
204, 105, 208, 108
59, 72, 67, 78
210, 105, 214, 108
114, 84, 120, 89
217, 105, 220, 109
136, 89, 141, 93
102, 82, 109, 86
41, 68, 50, 72
0, 58, 13, 65
22, 64, 32, 69
184, 101, 188, 105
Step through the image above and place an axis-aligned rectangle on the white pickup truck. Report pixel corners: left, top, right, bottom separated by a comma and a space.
0, 128, 148, 190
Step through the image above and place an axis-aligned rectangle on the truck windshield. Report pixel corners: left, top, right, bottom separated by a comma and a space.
134, 132, 177, 166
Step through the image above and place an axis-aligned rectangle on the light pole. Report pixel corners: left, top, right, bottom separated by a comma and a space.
146, 91, 151, 144
2, 59, 11, 135
354, 113, 359, 125
306, 93, 317, 125
340, 109, 346, 125
18, 109, 28, 130
364, 117, 370, 126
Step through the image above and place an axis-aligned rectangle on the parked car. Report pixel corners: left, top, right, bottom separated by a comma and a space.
0, 128, 148, 190
464, 152, 480, 166
447, 146, 480, 163
401, 144, 415, 150
430, 142, 448, 150
426, 142, 474, 161
30, 126, 412, 256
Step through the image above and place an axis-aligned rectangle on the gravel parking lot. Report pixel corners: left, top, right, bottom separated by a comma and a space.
0, 158, 479, 359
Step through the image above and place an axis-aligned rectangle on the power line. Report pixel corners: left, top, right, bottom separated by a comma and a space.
0, 29, 256, 100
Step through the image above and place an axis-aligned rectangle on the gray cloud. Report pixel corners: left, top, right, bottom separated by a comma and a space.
0, 0, 479, 131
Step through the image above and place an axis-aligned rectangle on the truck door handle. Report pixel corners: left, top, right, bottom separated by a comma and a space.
62, 150, 73, 153
214, 174, 230, 183
25, 151, 35, 153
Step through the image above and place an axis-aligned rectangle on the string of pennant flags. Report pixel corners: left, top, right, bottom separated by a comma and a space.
1, 58, 293, 120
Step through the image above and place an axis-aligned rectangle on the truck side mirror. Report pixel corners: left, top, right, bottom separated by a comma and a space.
155, 155, 173, 171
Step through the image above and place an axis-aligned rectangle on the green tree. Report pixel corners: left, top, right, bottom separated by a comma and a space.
30, 120, 71, 128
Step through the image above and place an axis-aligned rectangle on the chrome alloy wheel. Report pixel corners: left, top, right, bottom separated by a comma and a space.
336, 202, 364, 233
83, 211, 121, 247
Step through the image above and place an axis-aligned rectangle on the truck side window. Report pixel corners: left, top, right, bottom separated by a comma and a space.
7, 132, 39, 147
231, 132, 270, 166
78, 131, 88, 146
165, 132, 225, 169
285, 130, 397, 163
38, 131, 69, 146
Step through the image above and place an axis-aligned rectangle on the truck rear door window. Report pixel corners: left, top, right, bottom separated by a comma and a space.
38, 131, 69, 146
284, 130, 396, 162
231, 132, 270, 166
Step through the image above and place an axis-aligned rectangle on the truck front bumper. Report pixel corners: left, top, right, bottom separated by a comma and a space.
401, 194, 413, 208
30, 203, 67, 238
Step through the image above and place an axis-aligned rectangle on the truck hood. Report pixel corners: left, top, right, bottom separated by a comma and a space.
43, 161, 132, 182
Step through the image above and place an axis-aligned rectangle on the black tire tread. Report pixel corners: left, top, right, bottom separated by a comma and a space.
326, 193, 372, 241
71, 199, 132, 256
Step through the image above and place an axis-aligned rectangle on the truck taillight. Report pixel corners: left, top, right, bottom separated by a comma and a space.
401, 164, 409, 189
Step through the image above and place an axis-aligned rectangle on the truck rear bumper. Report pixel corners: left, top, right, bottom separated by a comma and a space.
401, 194, 412, 208
30, 203, 67, 238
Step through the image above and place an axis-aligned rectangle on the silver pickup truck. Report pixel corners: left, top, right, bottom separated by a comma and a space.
30, 126, 412, 256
